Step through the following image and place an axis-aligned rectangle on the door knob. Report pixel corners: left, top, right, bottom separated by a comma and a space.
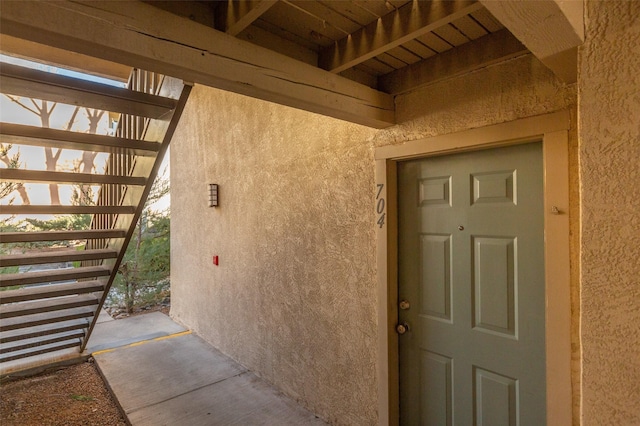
399, 300, 410, 310
396, 322, 410, 335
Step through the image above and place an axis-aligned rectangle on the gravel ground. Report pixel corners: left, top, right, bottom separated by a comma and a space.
0, 361, 127, 426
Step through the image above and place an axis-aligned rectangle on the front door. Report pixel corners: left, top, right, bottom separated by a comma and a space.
397, 142, 546, 425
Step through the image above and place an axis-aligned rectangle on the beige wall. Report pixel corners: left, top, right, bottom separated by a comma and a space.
579, 2, 640, 424
171, 88, 380, 424
171, 53, 577, 424
376, 54, 576, 145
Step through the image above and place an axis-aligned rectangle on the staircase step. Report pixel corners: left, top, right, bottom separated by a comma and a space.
0, 307, 95, 332
0, 205, 136, 215
0, 249, 118, 267
0, 122, 161, 156
0, 281, 106, 304
0, 319, 90, 344
0, 266, 111, 288
0, 330, 86, 355
0, 230, 126, 244
0, 339, 82, 364
0, 294, 99, 319
0, 62, 177, 119
0, 168, 146, 186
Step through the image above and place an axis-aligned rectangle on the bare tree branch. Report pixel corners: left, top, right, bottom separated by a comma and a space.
30, 98, 42, 113
0, 143, 31, 204
85, 108, 106, 133
66, 106, 80, 132
4, 95, 40, 116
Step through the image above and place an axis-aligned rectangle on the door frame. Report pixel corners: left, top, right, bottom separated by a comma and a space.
375, 111, 572, 426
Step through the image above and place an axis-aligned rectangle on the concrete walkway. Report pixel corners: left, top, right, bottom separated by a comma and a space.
90, 312, 326, 425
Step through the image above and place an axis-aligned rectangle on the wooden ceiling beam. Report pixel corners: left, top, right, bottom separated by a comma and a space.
479, 0, 583, 83
379, 29, 528, 95
0, 0, 395, 128
319, 0, 483, 74
225, 0, 279, 36
235, 24, 318, 66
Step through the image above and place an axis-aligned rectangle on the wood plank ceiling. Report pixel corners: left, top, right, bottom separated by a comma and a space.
0, 0, 531, 129
150, 0, 526, 94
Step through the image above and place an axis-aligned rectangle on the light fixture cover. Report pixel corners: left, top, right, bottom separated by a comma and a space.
208, 184, 219, 207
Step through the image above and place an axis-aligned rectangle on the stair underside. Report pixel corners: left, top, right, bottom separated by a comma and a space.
1, 329, 86, 356
1, 307, 96, 332
0, 62, 191, 371
0, 338, 84, 364
0, 280, 107, 303
1, 294, 100, 319
1, 319, 91, 344
0, 230, 126, 244
0, 122, 160, 156
1, 205, 136, 215
0, 168, 147, 186
0, 249, 117, 267
0, 62, 177, 118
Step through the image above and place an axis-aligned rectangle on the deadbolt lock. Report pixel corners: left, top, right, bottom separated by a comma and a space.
396, 322, 410, 335
399, 300, 411, 310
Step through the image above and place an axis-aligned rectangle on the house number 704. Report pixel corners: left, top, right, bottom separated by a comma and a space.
376, 183, 385, 228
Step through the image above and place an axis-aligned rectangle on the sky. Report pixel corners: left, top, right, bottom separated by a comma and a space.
0, 54, 170, 220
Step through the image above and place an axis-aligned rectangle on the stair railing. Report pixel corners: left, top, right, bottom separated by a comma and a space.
83, 70, 164, 265
79, 70, 190, 353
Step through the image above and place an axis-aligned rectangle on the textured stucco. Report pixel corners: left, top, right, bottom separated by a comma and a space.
374, 54, 576, 146
171, 87, 379, 424
579, 2, 640, 424
171, 53, 577, 424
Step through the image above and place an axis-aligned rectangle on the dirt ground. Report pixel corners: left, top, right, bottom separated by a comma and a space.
0, 361, 127, 426
0, 306, 170, 425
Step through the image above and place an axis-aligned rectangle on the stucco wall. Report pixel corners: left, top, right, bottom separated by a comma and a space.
376, 54, 575, 143
579, 2, 640, 424
171, 53, 576, 424
170, 88, 379, 424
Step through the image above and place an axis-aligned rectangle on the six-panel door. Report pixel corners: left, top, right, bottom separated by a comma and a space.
398, 142, 546, 425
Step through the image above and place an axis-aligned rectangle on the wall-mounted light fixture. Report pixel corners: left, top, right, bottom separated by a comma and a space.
208, 184, 219, 207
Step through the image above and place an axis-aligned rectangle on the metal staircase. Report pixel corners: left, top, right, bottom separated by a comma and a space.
0, 62, 191, 371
